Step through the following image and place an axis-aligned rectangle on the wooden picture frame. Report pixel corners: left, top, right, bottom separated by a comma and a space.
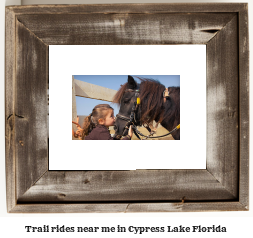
5, 3, 249, 213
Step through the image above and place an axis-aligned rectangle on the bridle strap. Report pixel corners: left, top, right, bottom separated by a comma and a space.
115, 88, 140, 136
116, 114, 130, 121
133, 129, 142, 140
133, 124, 180, 140
115, 87, 175, 139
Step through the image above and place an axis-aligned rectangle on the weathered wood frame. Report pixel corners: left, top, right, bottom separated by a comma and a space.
5, 4, 249, 213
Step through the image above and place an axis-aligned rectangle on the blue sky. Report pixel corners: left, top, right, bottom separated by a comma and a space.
74, 75, 180, 116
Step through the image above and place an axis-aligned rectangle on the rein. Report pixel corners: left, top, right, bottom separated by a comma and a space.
132, 124, 180, 140
115, 88, 180, 140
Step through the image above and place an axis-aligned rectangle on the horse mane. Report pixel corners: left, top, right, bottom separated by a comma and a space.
112, 82, 128, 104
113, 77, 180, 125
137, 77, 166, 123
164, 87, 180, 129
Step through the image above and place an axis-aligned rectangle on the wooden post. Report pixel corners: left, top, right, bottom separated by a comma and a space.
75, 79, 117, 102
72, 76, 78, 140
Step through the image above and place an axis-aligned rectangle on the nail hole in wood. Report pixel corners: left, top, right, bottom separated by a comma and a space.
58, 193, 66, 198
84, 179, 90, 184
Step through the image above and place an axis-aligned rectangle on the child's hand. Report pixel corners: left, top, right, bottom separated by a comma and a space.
128, 125, 133, 138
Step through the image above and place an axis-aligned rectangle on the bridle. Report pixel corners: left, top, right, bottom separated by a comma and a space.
115, 87, 180, 140
115, 88, 141, 139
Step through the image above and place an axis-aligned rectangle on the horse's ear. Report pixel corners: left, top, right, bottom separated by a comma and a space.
127, 75, 137, 89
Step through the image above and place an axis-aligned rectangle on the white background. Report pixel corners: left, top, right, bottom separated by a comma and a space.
49, 45, 206, 170
1, 0, 252, 237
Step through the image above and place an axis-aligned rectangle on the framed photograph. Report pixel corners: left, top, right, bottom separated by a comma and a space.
49, 45, 205, 170
5, 3, 249, 213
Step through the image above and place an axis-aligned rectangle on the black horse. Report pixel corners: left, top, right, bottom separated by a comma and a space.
113, 76, 180, 140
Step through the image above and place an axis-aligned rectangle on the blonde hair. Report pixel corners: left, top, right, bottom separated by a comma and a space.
81, 104, 113, 139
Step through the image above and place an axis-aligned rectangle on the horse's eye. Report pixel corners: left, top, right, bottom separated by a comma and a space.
124, 98, 131, 103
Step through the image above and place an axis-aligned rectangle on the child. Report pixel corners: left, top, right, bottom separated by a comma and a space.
72, 104, 132, 140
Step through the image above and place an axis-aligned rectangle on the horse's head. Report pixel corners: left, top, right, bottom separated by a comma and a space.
113, 75, 180, 140
113, 76, 141, 137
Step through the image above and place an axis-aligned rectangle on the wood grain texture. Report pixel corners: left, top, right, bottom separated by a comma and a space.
16, 13, 235, 45
72, 76, 78, 140
5, 3, 249, 213
125, 202, 248, 213
5, 7, 17, 212
75, 79, 117, 101
7, 3, 247, 15
15, 20, 48, 200
238, 4, 249, 209
18, 170, 236, 202
206, 16, 239, 198
10, 202, 247, 213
